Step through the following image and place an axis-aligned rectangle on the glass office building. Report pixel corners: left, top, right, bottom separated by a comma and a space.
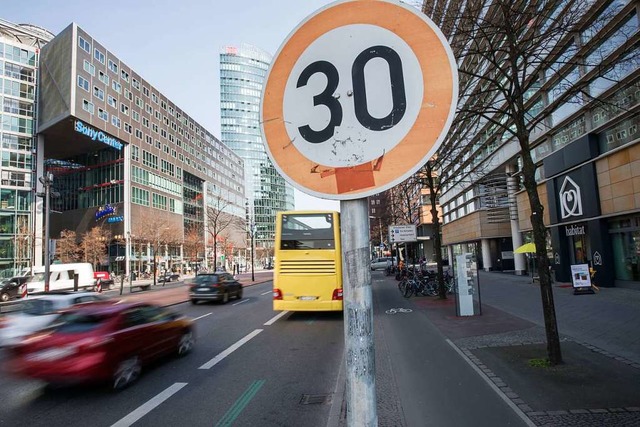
424, 0, 639, 287
0, 20, 53, 276
220, 44, 294, 255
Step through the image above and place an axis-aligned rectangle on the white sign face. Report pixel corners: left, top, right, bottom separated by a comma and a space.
283, 24, 423, 167
389, 224, 417, 243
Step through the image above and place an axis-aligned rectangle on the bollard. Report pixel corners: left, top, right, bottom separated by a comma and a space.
119, 274, 125, 296
20, 283, 27, 299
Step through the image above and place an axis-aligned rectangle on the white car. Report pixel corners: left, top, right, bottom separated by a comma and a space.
0, 292, 105, 347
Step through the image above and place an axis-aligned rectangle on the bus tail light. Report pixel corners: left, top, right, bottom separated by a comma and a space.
273, 289, 283, 300
332, 289, 343, 300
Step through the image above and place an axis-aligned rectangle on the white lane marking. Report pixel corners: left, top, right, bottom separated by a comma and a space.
264, 311, 289, 326
193, 313, 212, 321
232, 299, 249, 306
446, 339, 536, 427
260, 291, 272, 296
199, 329, 263, 370
111, 382, 187, 427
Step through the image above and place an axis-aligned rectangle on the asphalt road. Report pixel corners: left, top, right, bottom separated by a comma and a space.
0, 281, 344, 427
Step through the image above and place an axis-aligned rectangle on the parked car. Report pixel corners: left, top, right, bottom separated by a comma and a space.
158, 272, 180, 283
370, 257, 392, 271
0, 276, 29, 302
94, 271, 114, 290
189, 272, 242, 304
0, 292, 105, 347
5, 301, 195, 390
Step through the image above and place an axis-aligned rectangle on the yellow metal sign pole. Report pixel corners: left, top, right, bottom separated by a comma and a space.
341, 198, 377, 426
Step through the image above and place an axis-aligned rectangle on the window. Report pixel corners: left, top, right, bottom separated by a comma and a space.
131, 145, 139, 162
82, 99, 94, 115
121, 69, 129, 82
78, 36, 90, 53
107, 95, 117, 108
98, 70, 109, 85
135, 129, 143, 139
142, 86, 149, 97
151, 93, 158, 103
98, 108, 108, 121
94, 48, 105, 64
152, 193, 167, 210
142, 117, 149, 128
77, 76, 90, 92
135, 96, 143, 108
152, 123, 158, 133
124, 123, 132, 134
132, 111, 140, 122
108, 59, 118, 74
121, 104, 129, 116
111, 115, 121, 128
93, 86, 105, 101
83, 60, 95, 76
112, 80, 122, 93
132, 187, 149, 206
124, 89, 133, 101
132, 78, 140, 90
146, 135, 153, 145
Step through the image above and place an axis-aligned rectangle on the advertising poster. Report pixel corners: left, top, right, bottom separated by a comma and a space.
570, 264, 592, 288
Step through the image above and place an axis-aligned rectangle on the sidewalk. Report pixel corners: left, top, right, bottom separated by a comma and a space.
415, 271, 640, 426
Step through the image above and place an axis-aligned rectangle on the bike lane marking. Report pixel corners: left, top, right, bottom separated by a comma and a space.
215, 380, 266, 427
199, 329, 263, 370
110, 382, 187, 427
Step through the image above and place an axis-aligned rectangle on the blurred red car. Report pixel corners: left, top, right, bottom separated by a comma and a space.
6, 301, 194, 390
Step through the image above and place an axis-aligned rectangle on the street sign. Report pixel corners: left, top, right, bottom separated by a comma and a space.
261, 0, 457, 200
389, 224, 417, 243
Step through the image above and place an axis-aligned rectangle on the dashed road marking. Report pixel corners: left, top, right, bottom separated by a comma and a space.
193, 313, 212, 321
111, 382, 187, 427
264, 311, 289, 326
199, 329, 263, 370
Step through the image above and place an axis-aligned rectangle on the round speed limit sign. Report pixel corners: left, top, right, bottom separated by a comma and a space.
261, 0, 458, 200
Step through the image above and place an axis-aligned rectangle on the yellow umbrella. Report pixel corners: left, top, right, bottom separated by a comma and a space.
514, 242, 536, 254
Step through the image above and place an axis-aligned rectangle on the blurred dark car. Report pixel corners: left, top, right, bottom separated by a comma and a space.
0, 276, 29, 302
189, 272, 242, 304
6, 301, 195, 390
158, 272, 180, 283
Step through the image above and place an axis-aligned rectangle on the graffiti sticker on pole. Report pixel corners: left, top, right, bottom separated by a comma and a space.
261, 0, 458, 200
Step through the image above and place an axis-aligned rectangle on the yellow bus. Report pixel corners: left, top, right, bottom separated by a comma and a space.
273, 211, 343, 311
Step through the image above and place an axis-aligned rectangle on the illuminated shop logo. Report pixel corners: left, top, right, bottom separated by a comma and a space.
75, 120, 123, 150
96, 204, 116, 221
559, 176, 582, 219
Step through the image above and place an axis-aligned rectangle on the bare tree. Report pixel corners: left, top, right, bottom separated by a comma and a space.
81, 226, 111, 271
57, 229, 82, 263
183, 223, 204, 272
206, 195, 244, 270
432, 0, 637, 365
137, 216, 181, 286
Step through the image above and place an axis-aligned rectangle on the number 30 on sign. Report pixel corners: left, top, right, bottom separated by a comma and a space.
261, 0, 457, 200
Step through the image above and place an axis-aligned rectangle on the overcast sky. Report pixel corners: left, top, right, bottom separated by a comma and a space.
3, 0, 343, 211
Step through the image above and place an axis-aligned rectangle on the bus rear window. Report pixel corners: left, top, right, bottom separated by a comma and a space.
280, 213, 335, 250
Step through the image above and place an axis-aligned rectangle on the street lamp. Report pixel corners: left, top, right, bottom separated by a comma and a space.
37, 173, 60, 292
249, 222, 256, 282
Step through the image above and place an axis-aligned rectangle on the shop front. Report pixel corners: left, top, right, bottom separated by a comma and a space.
544, 135, 614, 286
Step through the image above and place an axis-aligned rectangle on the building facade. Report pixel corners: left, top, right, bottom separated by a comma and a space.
219, 44, 294, 260
425, 0, 639, 288
0, 19, 53, 276
36, 23, 245, 274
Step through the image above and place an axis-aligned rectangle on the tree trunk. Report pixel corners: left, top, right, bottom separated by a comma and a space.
520, 137, 563, 365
